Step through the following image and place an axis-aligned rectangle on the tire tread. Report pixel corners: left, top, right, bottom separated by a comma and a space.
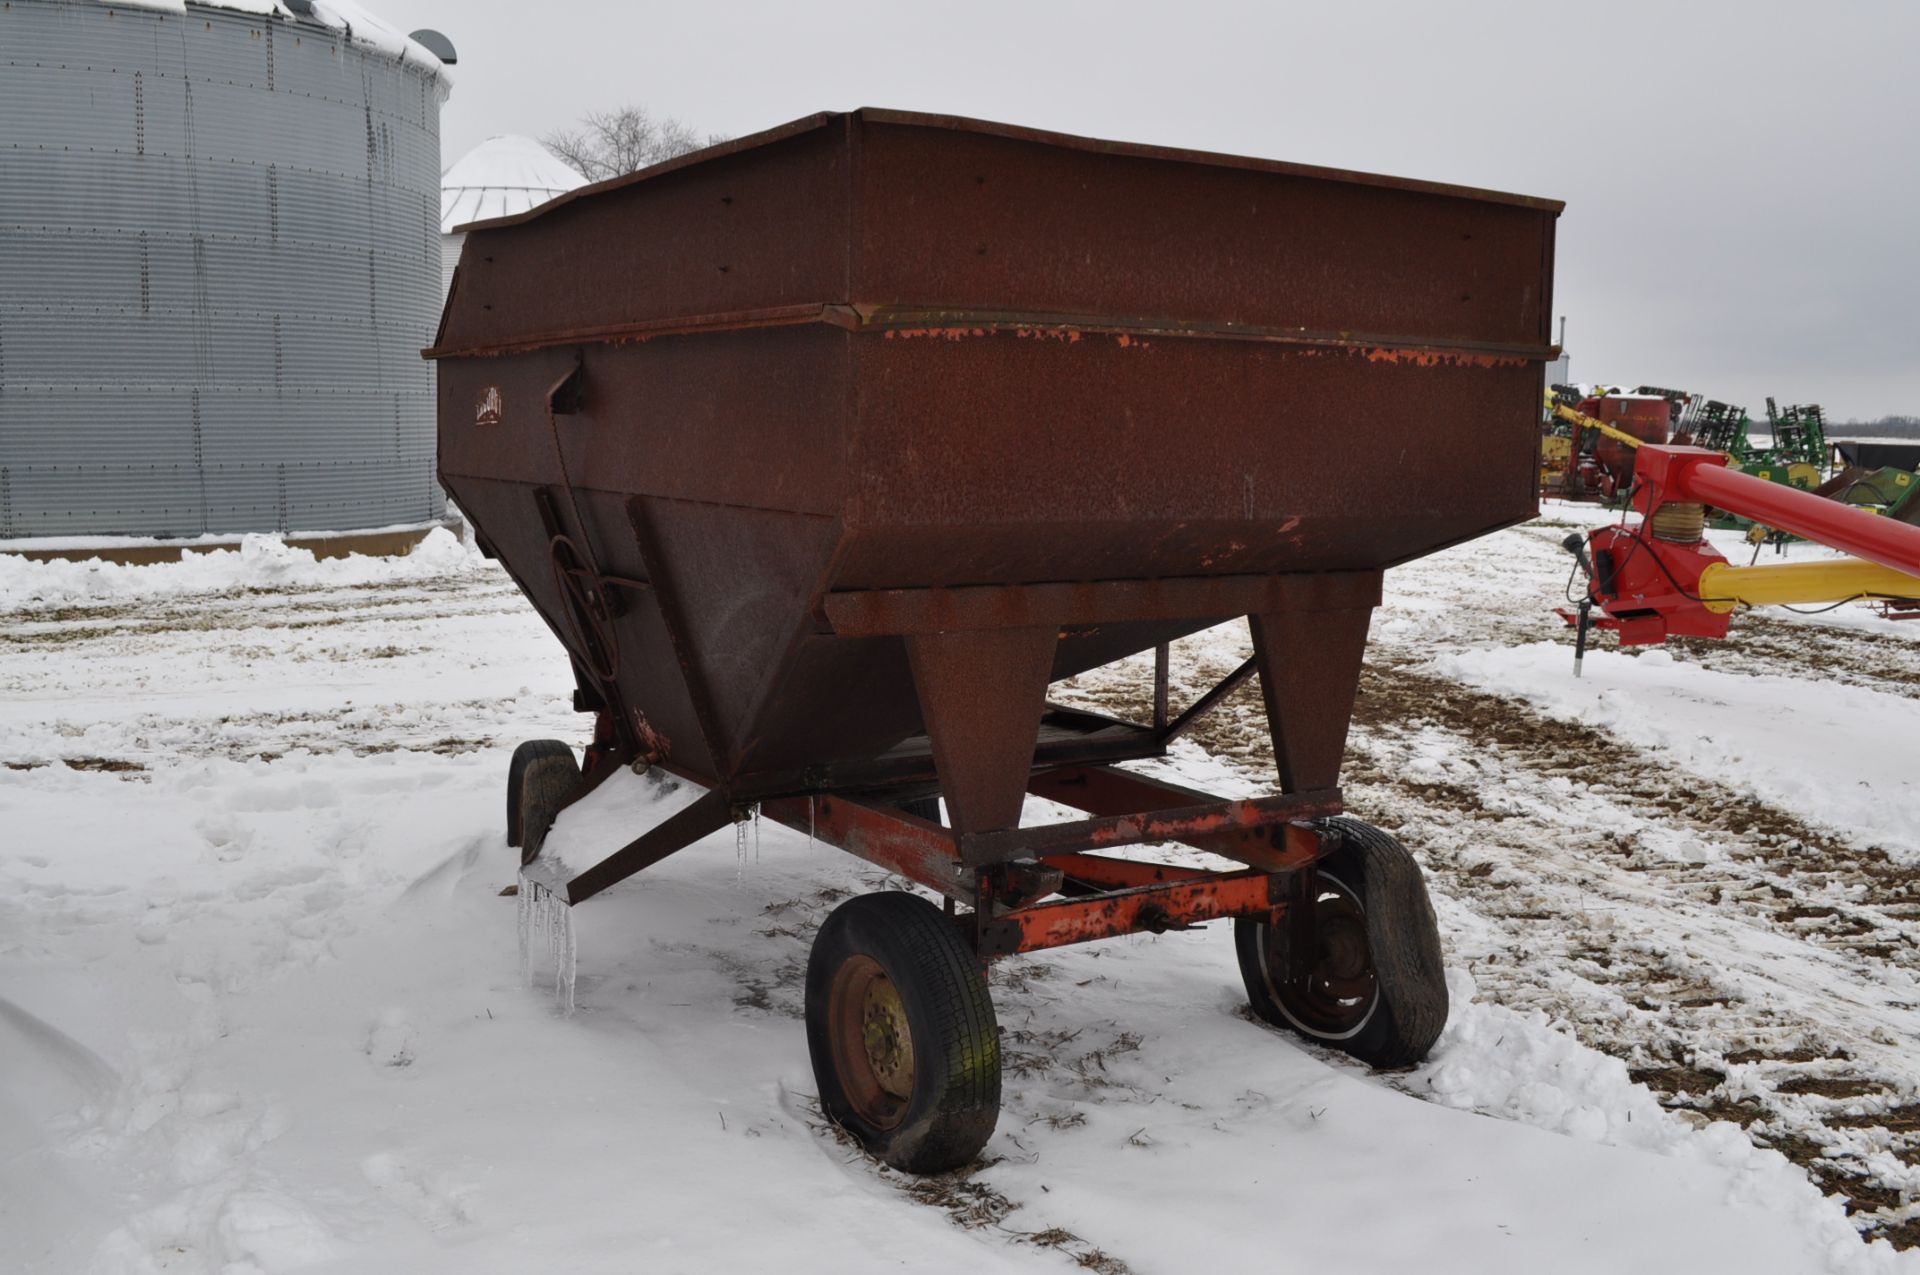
508, 739, 579, 862
807, 891, 1000, 1173
1236, 817, 1448, 1069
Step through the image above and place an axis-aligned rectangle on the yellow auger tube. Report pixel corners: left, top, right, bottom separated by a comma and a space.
1697, 558, 1920, 613
1550, 403, 1643, 449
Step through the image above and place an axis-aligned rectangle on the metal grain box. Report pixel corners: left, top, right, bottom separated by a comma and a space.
432, 109, 1559, 820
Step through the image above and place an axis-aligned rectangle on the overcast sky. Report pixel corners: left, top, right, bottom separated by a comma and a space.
382, 0, 1917, 421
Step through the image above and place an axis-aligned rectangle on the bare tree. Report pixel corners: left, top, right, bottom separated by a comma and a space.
1830, 414, 1920, 439
543, 106, 724, 183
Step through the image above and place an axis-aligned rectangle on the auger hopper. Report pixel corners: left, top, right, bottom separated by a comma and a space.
431, 109, 1560, 1172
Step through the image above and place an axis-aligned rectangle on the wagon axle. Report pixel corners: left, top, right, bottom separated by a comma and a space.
506, 652, 1450, 1170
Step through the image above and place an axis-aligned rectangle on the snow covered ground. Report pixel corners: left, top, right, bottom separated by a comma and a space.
4, 517, 1918, 1273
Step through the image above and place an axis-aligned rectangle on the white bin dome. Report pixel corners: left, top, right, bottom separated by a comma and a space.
439, 136, 586, 298
441, 135, 586, 233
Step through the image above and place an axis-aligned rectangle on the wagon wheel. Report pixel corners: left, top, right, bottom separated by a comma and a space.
507, 739, 581, 864
1234, 818, 1447, 1068
548, 534, 619, 686
805, 892, 1000, 1173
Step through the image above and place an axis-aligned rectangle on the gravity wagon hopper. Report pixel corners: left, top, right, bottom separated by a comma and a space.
430, 110, 1561, 1173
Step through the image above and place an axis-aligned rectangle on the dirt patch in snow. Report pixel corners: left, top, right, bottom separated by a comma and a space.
1671, 613, 1920, 700
1060, 647, 1920, 1246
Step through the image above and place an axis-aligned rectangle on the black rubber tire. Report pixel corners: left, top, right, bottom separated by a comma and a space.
507, 740, 581, 865
1235, 818, 1447, 1069
805, 892, 1000, 1173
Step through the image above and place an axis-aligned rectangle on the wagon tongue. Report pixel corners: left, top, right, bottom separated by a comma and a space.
518, 855, 573, 903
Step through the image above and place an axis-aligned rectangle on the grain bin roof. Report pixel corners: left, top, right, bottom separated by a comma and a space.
93, 0, 450, 81
441, 136, 585, 234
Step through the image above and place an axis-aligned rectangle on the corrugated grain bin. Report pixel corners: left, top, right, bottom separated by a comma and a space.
0, 0, 448, 539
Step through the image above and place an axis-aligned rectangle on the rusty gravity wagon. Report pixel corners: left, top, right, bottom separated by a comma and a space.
430, 110, 1561, 1173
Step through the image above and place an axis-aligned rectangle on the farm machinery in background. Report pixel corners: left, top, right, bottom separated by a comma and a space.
1541, 386, 1836, 507
1541, 386, 1675, 501
1681, 399, 1920, 544
1542, 386, 1920, 557
1555, 412, 1920, 670
1814, 453, 1920, 534
1681, 398, 1830, 536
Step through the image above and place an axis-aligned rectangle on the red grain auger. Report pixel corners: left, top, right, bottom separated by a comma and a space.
430, 110, 1562, 1172
1553, 409, 1920, 661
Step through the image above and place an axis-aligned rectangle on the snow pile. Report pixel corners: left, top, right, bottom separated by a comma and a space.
0, 527, 483, 609
96, 1, 450, 79
102, 0, 282, 14
306, 0, 447, 69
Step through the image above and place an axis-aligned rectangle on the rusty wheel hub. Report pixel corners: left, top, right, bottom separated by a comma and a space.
828, 955, 915, 1128
1277, 875, 1377, 1035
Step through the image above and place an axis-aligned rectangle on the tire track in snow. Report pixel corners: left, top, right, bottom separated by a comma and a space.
1670, 612, 1920, 701
1, 575, 566, 769
1, 583, 527, 650
1061, 646, 1920, 1246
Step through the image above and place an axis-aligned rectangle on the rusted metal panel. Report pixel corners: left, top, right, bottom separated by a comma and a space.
438, 109, 1558, 357
435, 109, 1558, 810
1028, 764, 1330, 871
906, 626, 1058, 833
435, 118, 855, 358
1250, 602, 1376, 794
978, 869, 1283, 959
437, 326, 850, 516
834, 332, 1544, 589
824, 571, 1382, 637
758, 793, 975, 902
957, 788, 1343, 868
848, 113, 1555, 347
1042, 853, 1217, 890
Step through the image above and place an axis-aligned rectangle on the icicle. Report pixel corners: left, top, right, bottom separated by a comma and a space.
550, 889, 577, 1014
517, 881, 534, 987
516, 878, 577, 1014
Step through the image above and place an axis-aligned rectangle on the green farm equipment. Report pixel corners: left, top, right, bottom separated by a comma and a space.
1692, 399, 1828, 538
1763, 398, 1829, 471
1687, 399, 1756, 460
1828, 466, 1920, 527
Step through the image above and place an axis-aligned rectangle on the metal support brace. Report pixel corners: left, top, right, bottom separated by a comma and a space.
528, 790, 733, 905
